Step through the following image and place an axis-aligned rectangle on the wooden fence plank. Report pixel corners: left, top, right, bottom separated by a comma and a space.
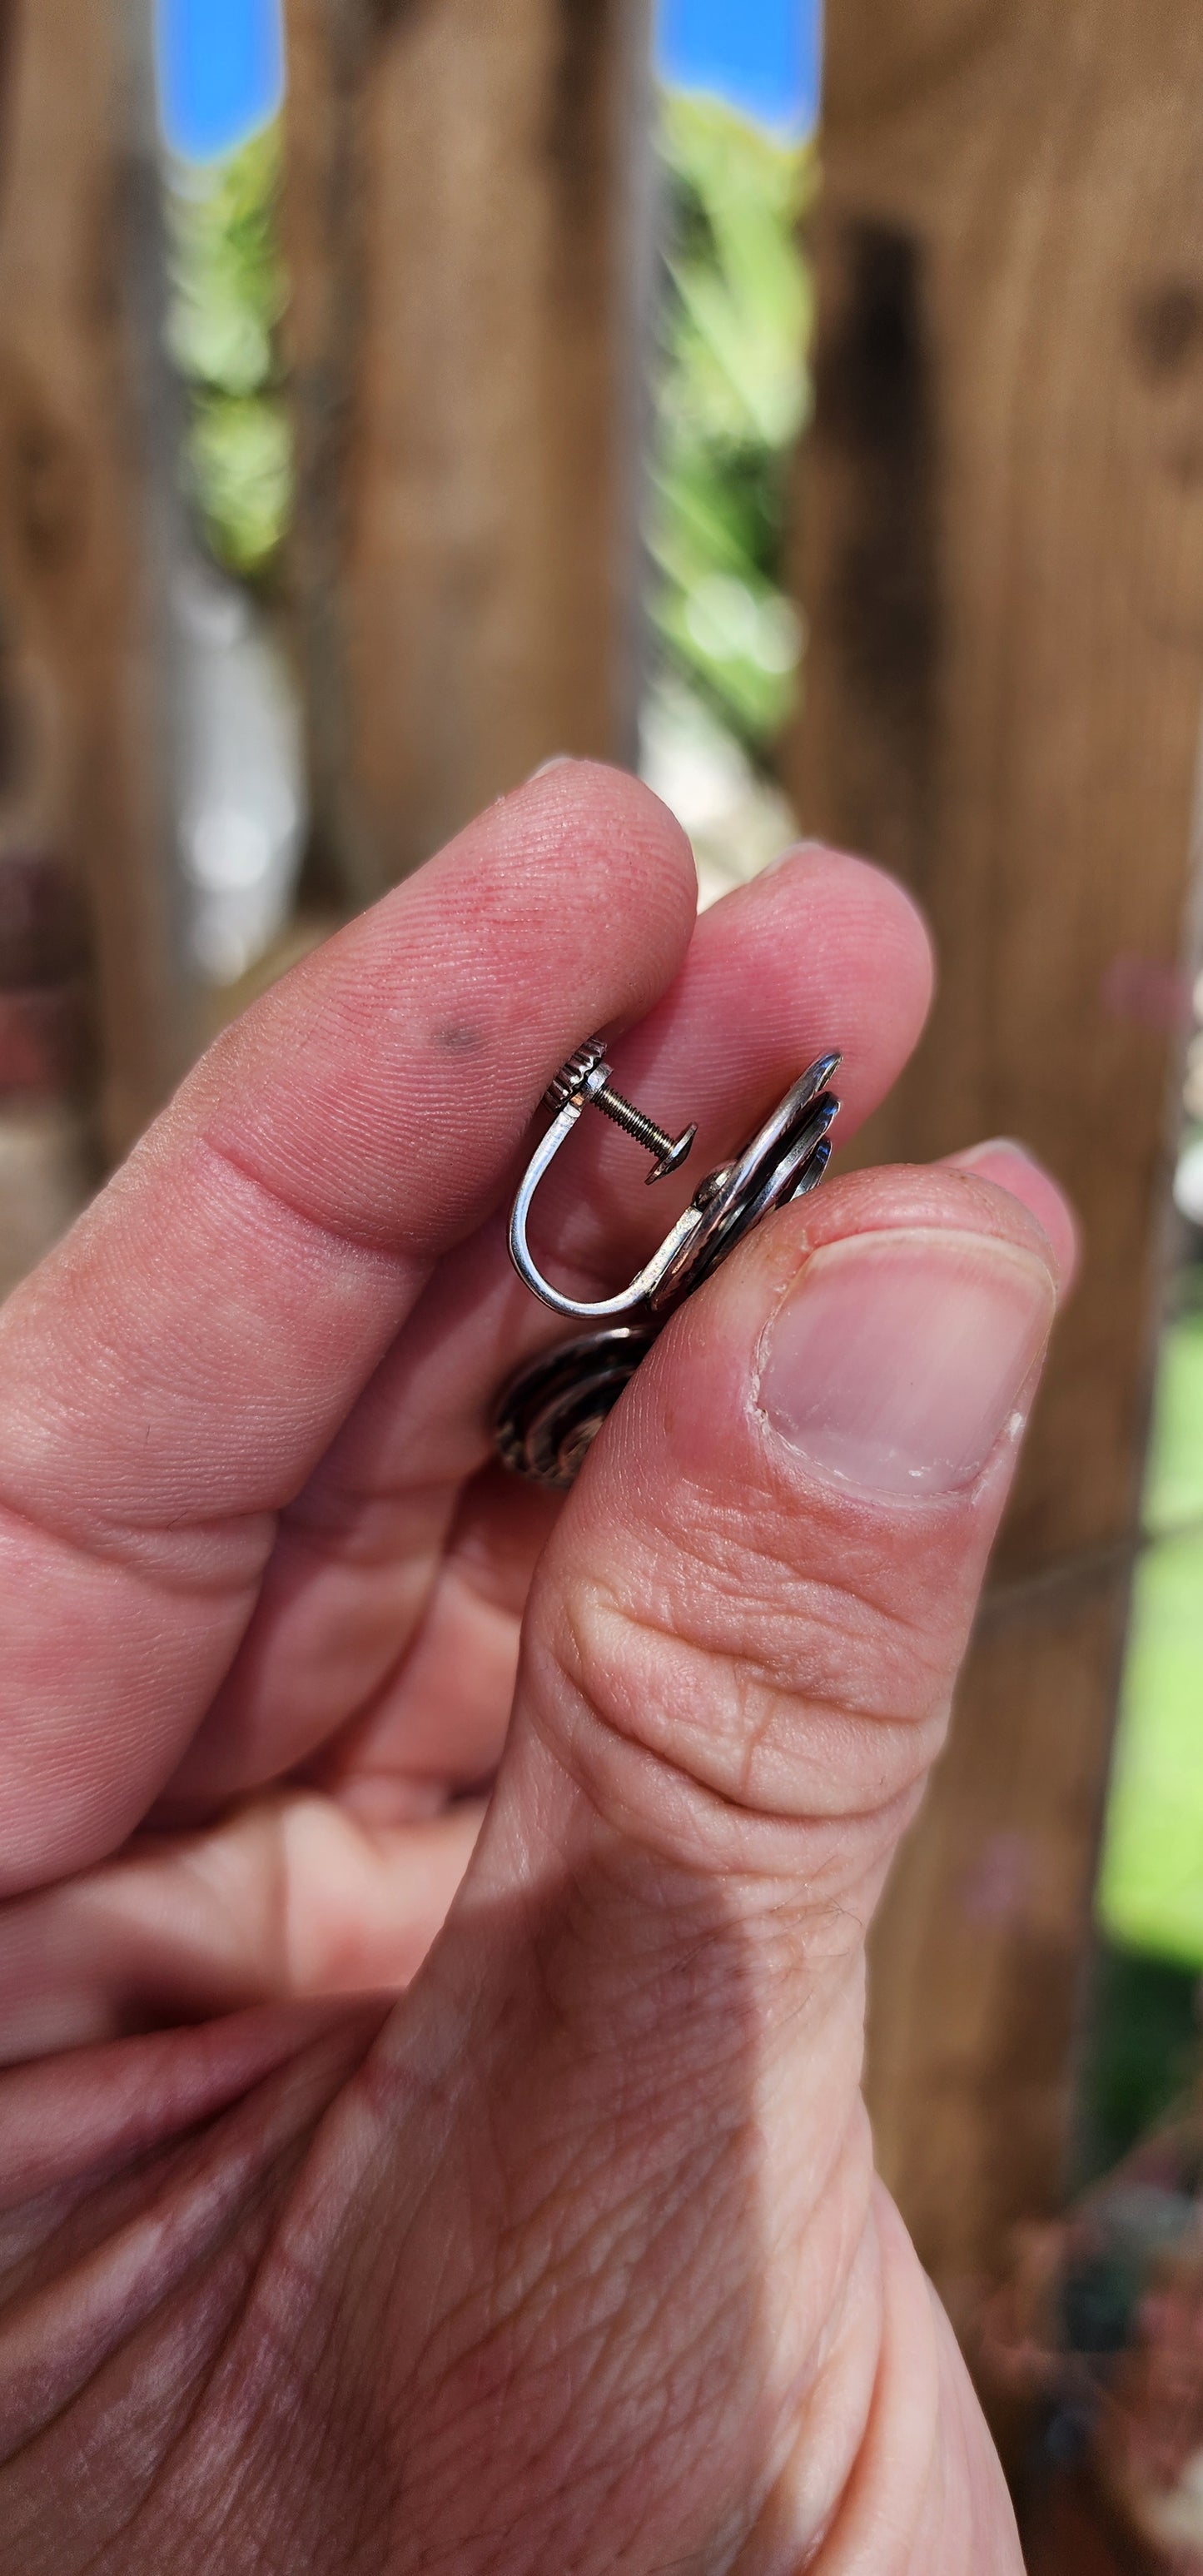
785, 0, 1203, 2318
283, 0, 653, 903
0, 0, 196, 1158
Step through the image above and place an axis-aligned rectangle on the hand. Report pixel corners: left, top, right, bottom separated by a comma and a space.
0, 764, 1072, 2571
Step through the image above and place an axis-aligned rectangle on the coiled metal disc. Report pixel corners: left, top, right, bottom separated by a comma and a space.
493, 1325, 657, 1489
649, 1054, 840, 1310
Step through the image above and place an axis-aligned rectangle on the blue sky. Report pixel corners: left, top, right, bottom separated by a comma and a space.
157, 0, 820, 162
659, 0, 820, 132
156, 0, 285, 162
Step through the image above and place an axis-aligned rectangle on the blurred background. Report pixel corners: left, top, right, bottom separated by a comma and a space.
3, 0, 1203, 2562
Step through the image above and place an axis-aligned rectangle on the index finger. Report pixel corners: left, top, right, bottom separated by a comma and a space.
0, 764, 697, 1894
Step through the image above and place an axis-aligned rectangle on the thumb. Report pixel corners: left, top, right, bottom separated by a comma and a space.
354, 1161, 1056, 2569
489, 1158, 1058, 1929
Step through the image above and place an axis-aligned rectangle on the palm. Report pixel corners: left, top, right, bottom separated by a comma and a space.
0, 771, 913, 2051
0, 768, 1051, 2570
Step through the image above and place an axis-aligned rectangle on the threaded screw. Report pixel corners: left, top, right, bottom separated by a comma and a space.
546, 1037, 697, 1184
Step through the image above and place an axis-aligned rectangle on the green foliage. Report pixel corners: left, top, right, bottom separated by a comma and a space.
1098, 1305, 1203, 1967
166, 125, 291, 579
162, 93, 813, 694
651, 92, 814, 753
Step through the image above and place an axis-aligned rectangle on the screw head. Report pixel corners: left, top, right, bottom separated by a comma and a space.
544, 1039, 607, 1110
646, 1122, 696, 1183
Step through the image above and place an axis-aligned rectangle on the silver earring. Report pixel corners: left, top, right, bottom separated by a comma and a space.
495, 1042, 841, 1486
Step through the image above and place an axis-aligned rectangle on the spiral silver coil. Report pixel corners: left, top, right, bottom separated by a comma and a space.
494, 1325, 657, 1489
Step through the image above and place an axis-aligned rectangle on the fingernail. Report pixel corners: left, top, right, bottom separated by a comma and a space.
949, 1134, 1031, 1164
528, 753, 576, 780
759, 837, 828, 877
758, 1227, 1056, 1498
942, 1139, 1077, 1290
947, 1136, 1046, 1181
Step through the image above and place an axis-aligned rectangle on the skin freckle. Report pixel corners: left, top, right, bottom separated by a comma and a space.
432, 1022, 485, 1053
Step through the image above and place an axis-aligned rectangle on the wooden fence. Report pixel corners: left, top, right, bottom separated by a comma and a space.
788, 0, 1203, 2345
1, 0, 1202, 2454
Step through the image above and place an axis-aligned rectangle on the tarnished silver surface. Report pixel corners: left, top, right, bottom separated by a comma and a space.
495, 1047, 842, 1487
494, 1325, 657, 1489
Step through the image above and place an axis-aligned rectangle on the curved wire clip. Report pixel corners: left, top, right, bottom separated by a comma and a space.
499, 1042, 842, 1482
508, 1063, 707, 1320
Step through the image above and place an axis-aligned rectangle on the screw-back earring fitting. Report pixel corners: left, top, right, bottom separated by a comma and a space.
507, 1039, 706, 1323
495, 1041, 841, 1485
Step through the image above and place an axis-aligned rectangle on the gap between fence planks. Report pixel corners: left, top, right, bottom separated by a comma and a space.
0, 0, 196, 1160
284, 0, 653, 905
785, 0, 1203, 2334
